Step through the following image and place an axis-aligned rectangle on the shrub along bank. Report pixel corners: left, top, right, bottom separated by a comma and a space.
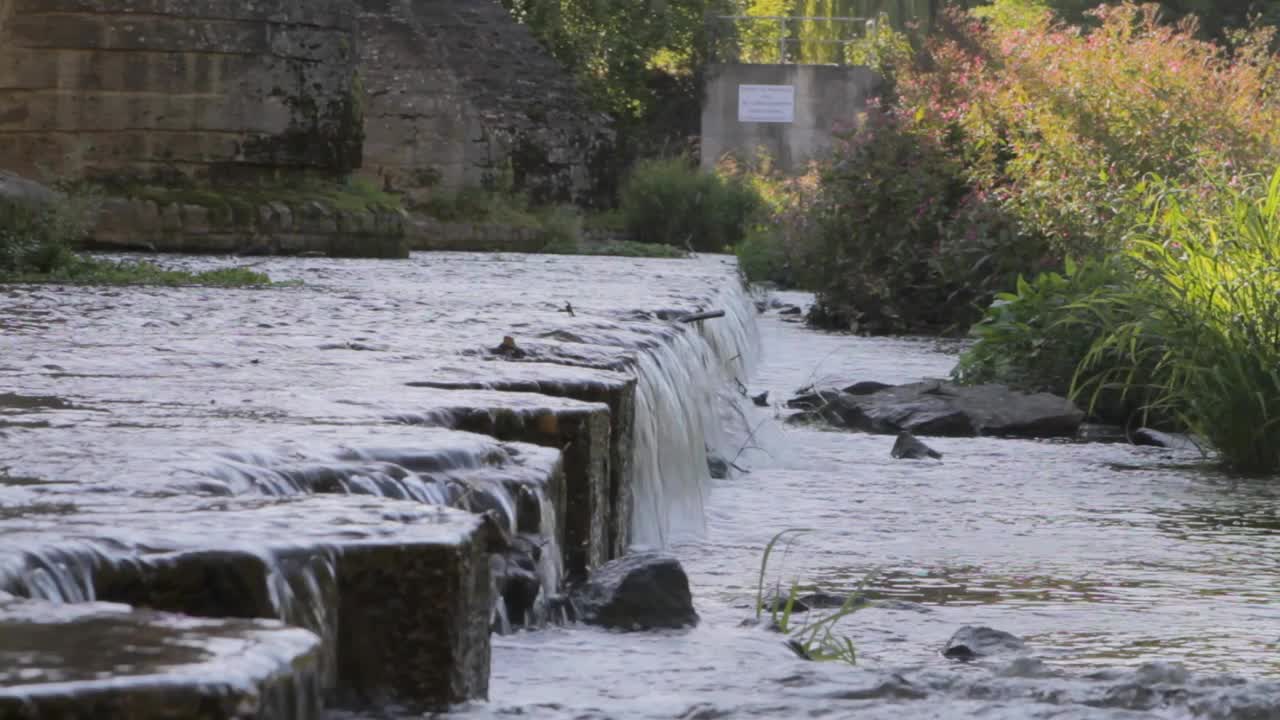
725, 0, 1280, 471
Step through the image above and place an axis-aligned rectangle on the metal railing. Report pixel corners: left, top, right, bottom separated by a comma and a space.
708, 14, 880, 65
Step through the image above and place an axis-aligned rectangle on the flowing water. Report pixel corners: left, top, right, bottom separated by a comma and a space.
457, 293, 1280, 720
3, 255, 1278, 718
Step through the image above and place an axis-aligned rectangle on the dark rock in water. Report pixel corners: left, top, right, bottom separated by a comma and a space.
707, 452, 729, 479
785, 389, 840, 412
491, 535, 544, 629
754, 300, 768, 313
843, 380, 893, 396
1132, 428, 1197, 450
572, 553, 698, 630
891, 431, 942, 460
871, 599, 932, 613
943, 626, 1027, 660
491, 335, 528, 359
779, 305, 803, 316
752, 390, 769, 407
788, 381, 1084, 439
767, 591, 863, 614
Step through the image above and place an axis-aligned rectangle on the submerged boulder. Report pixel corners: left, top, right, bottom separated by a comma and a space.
707, 452, 730, 479
891, 431, 942, 460
491, 535, 545, 630
788, 380, 1083, 439
572, 553, 698, 630
1132, 428, 1198, 451
942, 626, 1027, 660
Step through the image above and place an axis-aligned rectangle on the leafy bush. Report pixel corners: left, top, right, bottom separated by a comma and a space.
619, 158, 761, 252
726, 153, 816, 286
1074, 172, 1280, 472
954, 256, 1122, 395
779, 0, 1280, 335
903, 1, 1280, 258
735, 228, 792, 285
795, 109, 1030, 333
0, 191, 93, 275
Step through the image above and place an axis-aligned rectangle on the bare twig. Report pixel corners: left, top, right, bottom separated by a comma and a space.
680, 309, 726, 323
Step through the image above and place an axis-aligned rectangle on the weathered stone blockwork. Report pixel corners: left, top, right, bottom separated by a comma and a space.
91, 195, 409, 257
0, 0, 363, 181
356, 0, 614, 207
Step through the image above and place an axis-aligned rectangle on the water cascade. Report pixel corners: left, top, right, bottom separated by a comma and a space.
0, 254, 762, 715
628, 281, 760, 548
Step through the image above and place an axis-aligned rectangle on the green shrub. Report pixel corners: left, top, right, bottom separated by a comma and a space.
535, 205, 583, 250
796, 110, 1030, 334
419, 186, 539, 227
954, 257, 1121, 395
735, 228, 792, 285
1075, 171, 1280, 472
952, 254, 1161, 424
619, 158, 761, 252
0, 191, 93, 275
904, 1, 1280, 259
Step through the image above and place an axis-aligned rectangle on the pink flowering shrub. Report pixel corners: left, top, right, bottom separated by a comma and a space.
904, 0, 1280, 257
792, 0, 1280, 334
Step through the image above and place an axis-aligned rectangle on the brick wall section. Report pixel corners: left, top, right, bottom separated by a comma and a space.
0, 0, 363, 181
358, 0, 614, 207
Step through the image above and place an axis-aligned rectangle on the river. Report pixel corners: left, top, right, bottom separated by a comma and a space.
2, 254, 1277, 719
461, 293, 1280, 719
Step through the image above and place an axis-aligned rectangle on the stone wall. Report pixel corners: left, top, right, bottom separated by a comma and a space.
0, 0, 363, 182
91, 195, 408, 258
357, 0, 614, 207
0, 0, 613, 255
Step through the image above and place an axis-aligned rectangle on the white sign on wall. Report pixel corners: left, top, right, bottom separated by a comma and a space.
737, 84, 795, 123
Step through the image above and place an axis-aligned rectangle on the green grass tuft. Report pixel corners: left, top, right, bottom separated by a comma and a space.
754, 529, 862, 666
3, 256, 279, 287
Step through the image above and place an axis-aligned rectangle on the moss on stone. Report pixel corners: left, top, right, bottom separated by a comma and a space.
102, 176, 402, 220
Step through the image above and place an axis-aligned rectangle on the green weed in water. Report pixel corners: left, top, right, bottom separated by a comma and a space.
754, 528, 863, 666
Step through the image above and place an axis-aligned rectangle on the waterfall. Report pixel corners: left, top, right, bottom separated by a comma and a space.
628, 278, 761, 549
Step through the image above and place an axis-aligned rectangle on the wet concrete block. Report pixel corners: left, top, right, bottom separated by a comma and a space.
334, 537, 491, 709
407, 368, 638, 562
0, 496, 495, 713
0, 599, 323, 720
446, 404, 609, 580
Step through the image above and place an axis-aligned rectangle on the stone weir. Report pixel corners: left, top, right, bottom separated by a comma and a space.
0, 253, 759, 715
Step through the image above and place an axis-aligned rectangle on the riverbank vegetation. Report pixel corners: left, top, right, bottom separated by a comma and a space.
706, 0, 1280, 470
0, 190, 274, 286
